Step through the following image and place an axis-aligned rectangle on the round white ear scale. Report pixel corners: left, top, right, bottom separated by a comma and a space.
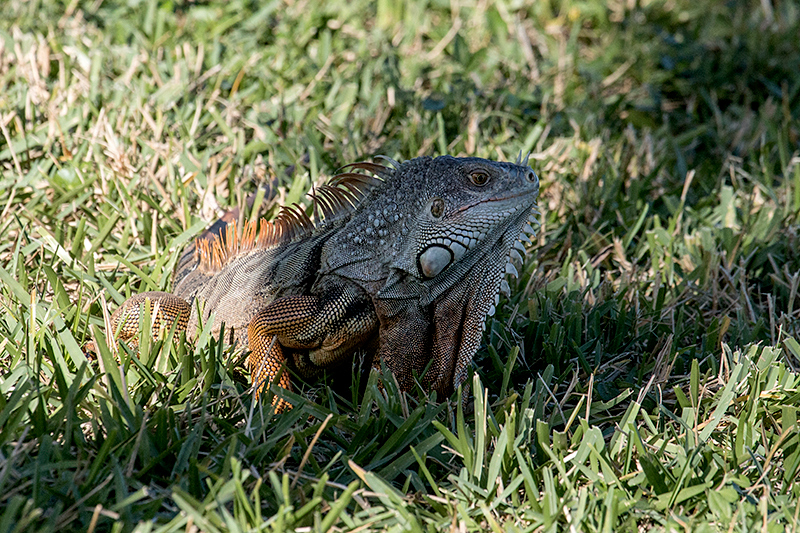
419, 245, 453, 278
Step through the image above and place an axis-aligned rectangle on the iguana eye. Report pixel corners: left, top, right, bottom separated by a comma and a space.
470, 171, 489, 186
430, 198, 444, 218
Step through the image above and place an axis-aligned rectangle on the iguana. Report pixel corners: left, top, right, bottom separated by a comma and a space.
106, 155, 539, 410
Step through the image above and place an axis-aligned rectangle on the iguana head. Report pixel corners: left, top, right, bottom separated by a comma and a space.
323, 154, 539, 396
384, 155, 538, 291
325, 155, 539, 283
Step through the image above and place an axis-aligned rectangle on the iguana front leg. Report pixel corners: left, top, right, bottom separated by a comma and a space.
247, 281, 378, 410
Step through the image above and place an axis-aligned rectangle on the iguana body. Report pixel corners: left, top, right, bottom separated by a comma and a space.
109, 155, 539, 409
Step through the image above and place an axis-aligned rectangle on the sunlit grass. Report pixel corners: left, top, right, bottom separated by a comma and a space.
1, 0, 799, 530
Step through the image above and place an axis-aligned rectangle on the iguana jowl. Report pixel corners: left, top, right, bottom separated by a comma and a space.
108, 155, 540, 409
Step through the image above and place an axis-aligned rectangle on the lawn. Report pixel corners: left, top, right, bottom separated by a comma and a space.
1, 0, 799, 531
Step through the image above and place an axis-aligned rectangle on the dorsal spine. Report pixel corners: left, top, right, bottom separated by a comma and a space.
193, 161, 392, 275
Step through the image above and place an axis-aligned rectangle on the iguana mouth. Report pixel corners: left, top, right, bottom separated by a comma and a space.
452, 188, 539, 216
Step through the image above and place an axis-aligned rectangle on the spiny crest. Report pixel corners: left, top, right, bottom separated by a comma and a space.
195, 160, 392, 274
311, 161, 393, 221
195, 218, 284, 273
516, 151, 531, 166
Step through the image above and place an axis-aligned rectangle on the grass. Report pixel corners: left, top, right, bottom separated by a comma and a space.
1, 0, 800, 530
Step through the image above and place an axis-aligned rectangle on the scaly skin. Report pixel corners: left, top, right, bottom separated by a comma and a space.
106, 155, 539, 410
